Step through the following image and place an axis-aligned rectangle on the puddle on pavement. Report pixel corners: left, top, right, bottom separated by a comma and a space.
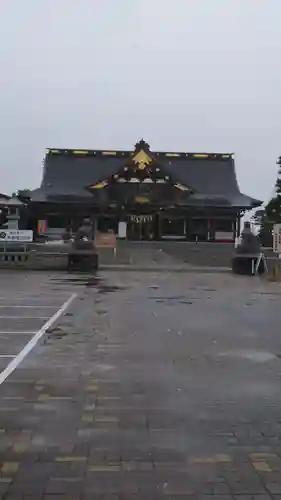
51, 276, 127, 294
150, 295, 185, 301
96, 309, 108, 315
220, 350, 277, 363
44, 327, 69, 344
149, 296, 193, 305
95, 285, 127, 294
94, 363, 115, 372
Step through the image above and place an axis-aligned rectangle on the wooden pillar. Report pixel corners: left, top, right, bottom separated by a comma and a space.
207, 219, 211, 241
236, 213, 241, 237
185, 215, 189, 240
158, 213, 162, 240
154, 213, 160, 240
93, 217, 98, 235
209, 219, 215, 242
232, 220, 236, 242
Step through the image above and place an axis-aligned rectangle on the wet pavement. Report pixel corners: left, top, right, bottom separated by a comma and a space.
0, 272, 77, 375
0, 271, 281, 498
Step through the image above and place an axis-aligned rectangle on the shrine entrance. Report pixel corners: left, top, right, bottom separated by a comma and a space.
128, 214, 155, 240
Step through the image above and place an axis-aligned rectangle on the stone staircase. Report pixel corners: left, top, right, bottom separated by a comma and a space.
98, 241, 234, 268
155, 241, 234, 267
98, 241, 174, 267
0, 240, 274, 271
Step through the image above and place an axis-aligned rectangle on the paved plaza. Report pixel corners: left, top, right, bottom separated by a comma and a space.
0, 270, 281, 498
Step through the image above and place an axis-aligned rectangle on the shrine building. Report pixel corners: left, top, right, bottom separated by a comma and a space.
23, 140, 262, 241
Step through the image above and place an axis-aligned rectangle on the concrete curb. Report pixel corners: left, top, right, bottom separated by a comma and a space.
0, 262, 232, 273
99, 265, 232, 273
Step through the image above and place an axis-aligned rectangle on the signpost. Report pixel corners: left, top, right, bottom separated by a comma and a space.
0, 230, 33, 242
273, 223, 281, 254
270, 224, 281, 280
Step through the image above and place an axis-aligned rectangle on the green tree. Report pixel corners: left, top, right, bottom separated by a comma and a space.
251, 208, 264, 227
17, 189, 32, 201
260, 156, 281, 246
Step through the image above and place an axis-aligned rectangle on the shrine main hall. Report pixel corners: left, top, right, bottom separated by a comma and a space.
24, 140, 261, 241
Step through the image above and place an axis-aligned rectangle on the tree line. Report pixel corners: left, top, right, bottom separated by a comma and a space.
254, 156, 281, 247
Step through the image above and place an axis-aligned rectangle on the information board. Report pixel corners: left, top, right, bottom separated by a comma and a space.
273, 223, 281, 253
0, 230, 33, 242
215, 231, 233, 242
95, 232, 116, 250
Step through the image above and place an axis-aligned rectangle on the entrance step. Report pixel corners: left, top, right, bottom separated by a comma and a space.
155, 241, 234, 267
98, 241, 176, 266
98, 241, 234, 268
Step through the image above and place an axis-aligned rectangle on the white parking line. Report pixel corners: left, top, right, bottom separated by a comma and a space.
0, 293, 77, 385
0, 306, 57, 309
0, 316, 50, 320
0, 296, 73, 301
0, 355, 15, 358
0, 331, 37, 335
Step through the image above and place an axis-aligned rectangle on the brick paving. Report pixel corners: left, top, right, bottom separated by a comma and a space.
0, 271, 281, 498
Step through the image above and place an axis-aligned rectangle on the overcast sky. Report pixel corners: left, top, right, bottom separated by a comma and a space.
0, 0, 280, 201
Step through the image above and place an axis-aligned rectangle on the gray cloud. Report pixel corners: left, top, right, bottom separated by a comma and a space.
0, 0, 280, 200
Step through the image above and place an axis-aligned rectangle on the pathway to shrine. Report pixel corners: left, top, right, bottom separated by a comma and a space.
0, 269, 280, 498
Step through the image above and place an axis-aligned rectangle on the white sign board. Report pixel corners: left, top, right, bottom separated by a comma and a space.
118, 221, 127, 239
215, 231, 233, 242
0, 230, 33, 242
273, 223, 281, 253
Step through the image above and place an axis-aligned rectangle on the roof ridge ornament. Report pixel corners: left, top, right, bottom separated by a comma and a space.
132, 140, 152, 171
134, 139, 150, 153
132, 150, 152, 170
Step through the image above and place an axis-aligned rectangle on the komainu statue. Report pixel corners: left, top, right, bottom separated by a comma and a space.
232, 222, 264, 275
235, 222, 261, 255
74, 218, 94, 249
67, 218, 98, 271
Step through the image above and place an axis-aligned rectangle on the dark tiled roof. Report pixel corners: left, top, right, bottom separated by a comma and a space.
30, 149, 262, 208
159, 156, 261, 207
0, 193, 10, 200
0, 193, 11, 205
